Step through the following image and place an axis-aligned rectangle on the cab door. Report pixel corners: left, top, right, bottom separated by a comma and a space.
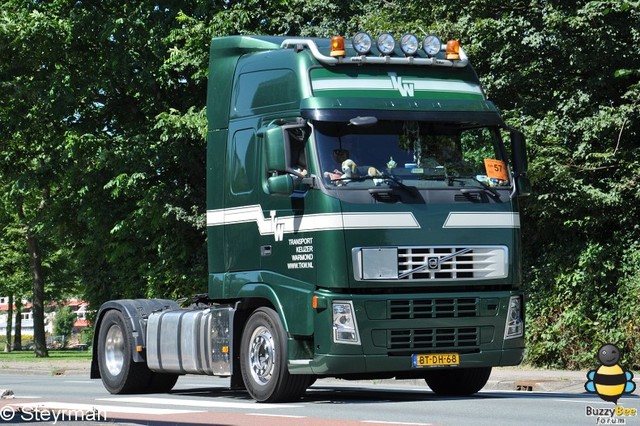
223, 124, 261, 273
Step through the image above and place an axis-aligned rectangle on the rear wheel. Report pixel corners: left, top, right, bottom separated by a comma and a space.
240, 307, 310, 402
97, 310, 151, 394
424, 367, 492, 396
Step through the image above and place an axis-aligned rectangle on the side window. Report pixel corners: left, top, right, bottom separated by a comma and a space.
233, 69, 299, 117
460, 127, 509, 185
288, 127, 308, 177
460, 127, 500, 167
230, 129, 256, 195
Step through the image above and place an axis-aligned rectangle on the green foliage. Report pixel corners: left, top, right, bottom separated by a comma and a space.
53, 306, 77, 347
80, 327, 94, 347
510, 2, 640, 369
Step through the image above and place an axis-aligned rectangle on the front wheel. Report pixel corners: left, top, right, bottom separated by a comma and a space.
424, 367, 492, 396
240, 307, 310, 402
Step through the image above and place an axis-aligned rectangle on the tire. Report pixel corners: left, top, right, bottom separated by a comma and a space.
240, 307, 310, 402
97, 309, 151, 394
147, 372, 180, 393
424, 367, 492, 396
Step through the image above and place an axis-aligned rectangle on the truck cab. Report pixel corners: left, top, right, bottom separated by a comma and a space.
91, 33, 530, 403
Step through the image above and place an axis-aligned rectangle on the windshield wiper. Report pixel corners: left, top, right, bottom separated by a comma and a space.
380, 173, 416, 195
453, 176, 500, 198
419, 175, 448, 181
335, 174, 418, 197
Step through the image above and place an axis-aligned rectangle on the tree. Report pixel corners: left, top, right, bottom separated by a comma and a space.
53, 306, 77, 348
0, 1, 80, 357
4, 294, 12, 353
13, 298, 22, 351
0, 206, 32, 352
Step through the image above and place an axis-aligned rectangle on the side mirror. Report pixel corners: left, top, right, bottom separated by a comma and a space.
267, 174, 294, 196
259, 125, 290, 173
258, 122, 308, 175
257, 121, 310, 196
511, 130, 528, 175
510, 130, 531, 197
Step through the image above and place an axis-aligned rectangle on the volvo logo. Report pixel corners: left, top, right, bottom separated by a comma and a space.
427, 256, 440, 270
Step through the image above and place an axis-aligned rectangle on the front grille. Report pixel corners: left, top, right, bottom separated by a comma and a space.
389, 327, 479, 352
389, 298, 478, 319
397, 246, 507, 280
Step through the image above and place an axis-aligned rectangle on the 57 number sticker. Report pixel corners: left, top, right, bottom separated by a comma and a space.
484, 159, 508, 181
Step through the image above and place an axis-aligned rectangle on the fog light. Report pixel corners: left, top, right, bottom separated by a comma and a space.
332, 301, 361, 345
352, 32, 372, 55
504, 296, 524, 339
422, 35, 441, 57
376, 33, 395, 55
400, 33, 419, 56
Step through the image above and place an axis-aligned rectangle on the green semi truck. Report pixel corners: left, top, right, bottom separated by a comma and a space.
91, 32, 530, 402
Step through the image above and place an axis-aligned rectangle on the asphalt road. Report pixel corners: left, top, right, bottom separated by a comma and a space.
1, 372, 638, 426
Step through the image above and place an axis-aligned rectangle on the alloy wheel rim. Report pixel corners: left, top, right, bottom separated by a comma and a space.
248, 325, 275, 385
104, 324, 125, 376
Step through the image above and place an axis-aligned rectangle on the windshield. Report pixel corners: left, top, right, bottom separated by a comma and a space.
315, 120, 510, 190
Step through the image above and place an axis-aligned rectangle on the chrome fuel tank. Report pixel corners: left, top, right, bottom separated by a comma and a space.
146, 306, 233, 375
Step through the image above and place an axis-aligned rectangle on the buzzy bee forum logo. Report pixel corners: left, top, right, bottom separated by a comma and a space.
584, 344, 638, 424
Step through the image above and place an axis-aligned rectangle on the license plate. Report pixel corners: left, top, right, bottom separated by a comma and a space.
412, 353, 460, 367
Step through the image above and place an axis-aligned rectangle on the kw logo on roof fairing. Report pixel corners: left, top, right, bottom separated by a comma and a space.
388, 72, 414, 97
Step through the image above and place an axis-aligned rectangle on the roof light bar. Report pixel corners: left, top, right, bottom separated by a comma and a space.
279, 38, 468, 68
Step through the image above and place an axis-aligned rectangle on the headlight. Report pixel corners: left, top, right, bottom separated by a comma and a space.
504, 296, 524, 339
332, 301, 361, 345
400, 33, 419, 56
352, 32, 372, 55
376, 33, 395, 55
422, 35, 441, 56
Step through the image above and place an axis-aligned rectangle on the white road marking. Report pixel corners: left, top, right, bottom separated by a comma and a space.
97, 396, 300, 410
12, 401, 203, 415
5, 396, 40, 399
246, 413, 307, 418
362, 422, 434, 426
553, 399, 618, 404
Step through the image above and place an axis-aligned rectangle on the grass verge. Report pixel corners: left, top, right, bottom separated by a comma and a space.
0, 350, 91, 361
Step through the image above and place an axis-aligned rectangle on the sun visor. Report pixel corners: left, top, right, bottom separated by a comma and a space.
300, 98, 505, 126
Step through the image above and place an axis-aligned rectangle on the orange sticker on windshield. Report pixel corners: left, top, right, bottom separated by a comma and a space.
484, 159, 508, 181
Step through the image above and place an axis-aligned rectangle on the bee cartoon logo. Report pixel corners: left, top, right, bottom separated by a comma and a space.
585, 343, 636, 403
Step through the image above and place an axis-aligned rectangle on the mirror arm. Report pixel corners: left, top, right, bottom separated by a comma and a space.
301, 175, 316, 188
